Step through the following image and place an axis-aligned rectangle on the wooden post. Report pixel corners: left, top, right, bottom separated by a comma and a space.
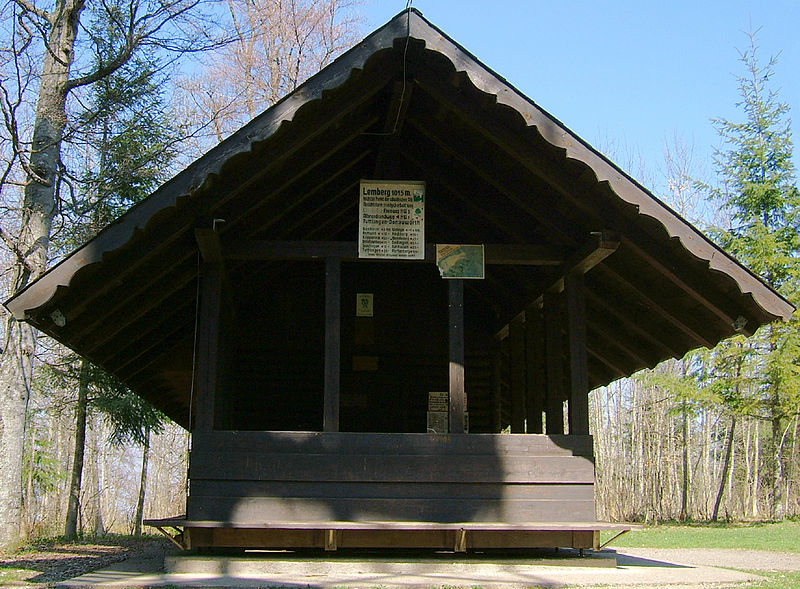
194, 262, 222, 432
526, 306, 546, 434
449, 279, 466, 434
509, 317, 526, 433
543, 290, 564, 435
324, 257, 341, 432
565, 273, 589, 435
491, 346, 503, 433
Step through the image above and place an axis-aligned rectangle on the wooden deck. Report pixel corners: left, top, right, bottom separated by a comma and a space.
145, 431, 626, 551
145, 517, 635, 551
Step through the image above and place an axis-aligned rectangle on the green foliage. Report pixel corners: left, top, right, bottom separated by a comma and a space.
40, 355, 166, 447
22, 438, 66, 495
698, 29, 800, 518
41, 0, 179, 449
706, 32, 800, 291
57, 0, 179, 249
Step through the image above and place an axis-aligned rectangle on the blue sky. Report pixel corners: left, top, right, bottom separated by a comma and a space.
362, 1, 800, 197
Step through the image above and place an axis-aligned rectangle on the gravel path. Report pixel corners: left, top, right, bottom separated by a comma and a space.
616, 547, 800, 571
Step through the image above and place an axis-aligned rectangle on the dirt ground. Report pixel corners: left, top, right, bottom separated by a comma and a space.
0, 536, 175, 587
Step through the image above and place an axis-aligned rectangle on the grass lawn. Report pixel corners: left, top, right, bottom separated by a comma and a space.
604, 520, 800, 552
747, 571, 800, 588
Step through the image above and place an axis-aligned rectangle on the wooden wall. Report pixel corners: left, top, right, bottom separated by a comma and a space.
218, 261, 498, 433
188, 431, 595, 524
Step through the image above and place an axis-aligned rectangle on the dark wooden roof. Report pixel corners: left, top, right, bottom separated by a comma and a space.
5, 9, 792, 425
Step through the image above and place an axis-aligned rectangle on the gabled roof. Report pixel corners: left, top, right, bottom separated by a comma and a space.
5, 9, 793, 425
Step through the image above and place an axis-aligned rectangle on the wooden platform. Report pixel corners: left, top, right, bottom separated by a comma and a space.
145, 517, 636, 551
147, 431, 633, 551
187, 432, 596, 524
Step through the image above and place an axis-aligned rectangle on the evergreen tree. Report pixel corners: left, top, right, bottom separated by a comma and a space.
706, 30, 800, 519
53, 12, 177, 538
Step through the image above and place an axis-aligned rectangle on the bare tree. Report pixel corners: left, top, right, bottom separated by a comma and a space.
176, 0, 361, 149
0, 0, 223, 548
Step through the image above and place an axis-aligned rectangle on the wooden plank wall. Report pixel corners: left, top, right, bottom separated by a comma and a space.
188, 431, 595, 524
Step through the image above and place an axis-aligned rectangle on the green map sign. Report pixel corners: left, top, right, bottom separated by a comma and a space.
436, 244, 485, 279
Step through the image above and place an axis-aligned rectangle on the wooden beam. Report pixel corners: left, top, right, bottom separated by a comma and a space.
620, 236, 737, 329
543, 232, 620, 296
227, 241, 358, 260
226, 241, 563, 265
237, 145, 374, 240
405, 116, 577, 249
324, 257, 341, 432
194, 261, 223, 432
495, 232, 620, 341
587, 345, 627, 379
484, 244, 562, 266
400, 150, 532, 244
509, 316, 526, 433
102, 291, 195, 372
583, 287, 679, 359
448, 279, 466, 434
565, 273, 589, 436
373, 82, 414, 177
543, 291, 564, 435
597, 264, 716, 349
195, 228, 225, 264
525, 305, 545, 434
72, 256, 197, 350
492, 347, 503, 433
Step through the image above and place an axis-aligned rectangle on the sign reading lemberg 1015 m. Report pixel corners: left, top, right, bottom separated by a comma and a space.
358, 180, 425, 259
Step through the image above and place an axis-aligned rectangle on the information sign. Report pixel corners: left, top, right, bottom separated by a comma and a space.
436, 244, 485, 279
358, 180, 425, 259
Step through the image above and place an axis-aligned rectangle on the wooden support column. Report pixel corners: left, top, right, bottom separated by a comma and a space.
543, 290, 565, 435
194, 261, 222, 432
449, 279, 466, 434
509, 317, 526, 433
525, 306, 546, 434
565, 272, 590, 435
491, 346, 503, 433
324, 257, 341, 432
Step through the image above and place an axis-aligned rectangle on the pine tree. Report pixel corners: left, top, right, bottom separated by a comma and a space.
707, 29, 800, 519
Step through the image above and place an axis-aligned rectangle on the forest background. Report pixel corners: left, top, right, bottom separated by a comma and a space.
0, 0, 798, 548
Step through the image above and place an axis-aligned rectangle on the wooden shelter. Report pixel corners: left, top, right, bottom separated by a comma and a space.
5, 10, 793, 552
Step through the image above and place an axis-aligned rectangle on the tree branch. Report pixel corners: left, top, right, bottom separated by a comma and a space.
0, 226, 36, 275
11, 0, 51, 25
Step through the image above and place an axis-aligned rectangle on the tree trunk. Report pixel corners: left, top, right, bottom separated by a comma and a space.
788, 411, 799, 516
134, 426, 151, 536
773, 395, 785, 520
91, 420, 104, 536
712, 415, 736, 522
753, 419, 761, 518
65, 360, 90, 539
0, 0, 85, 550
680, 396, 690, 520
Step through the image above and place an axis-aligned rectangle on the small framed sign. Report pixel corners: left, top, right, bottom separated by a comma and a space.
356, 293, 374, 317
